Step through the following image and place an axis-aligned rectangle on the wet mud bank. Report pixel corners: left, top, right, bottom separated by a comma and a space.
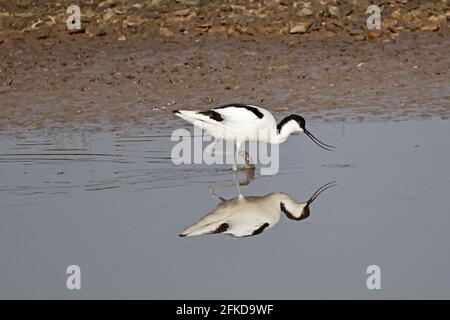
0, 32, 449, 134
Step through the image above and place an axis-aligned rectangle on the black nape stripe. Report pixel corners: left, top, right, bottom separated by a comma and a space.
277, 114, 305, 133
215, 104, 264, 119
199, 110, 224, 122
211, 223, 229, 234
250, 223, 270, 236
280, 202, 309, 221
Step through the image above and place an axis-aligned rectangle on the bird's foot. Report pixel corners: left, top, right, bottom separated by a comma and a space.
236, 151, 255, 171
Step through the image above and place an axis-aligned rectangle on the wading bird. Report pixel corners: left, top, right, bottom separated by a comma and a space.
174, 103, 335, 169
179, 181, 337, 238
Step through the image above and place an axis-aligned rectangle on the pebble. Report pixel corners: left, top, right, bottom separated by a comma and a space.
132, 4, 143, 10
327, 6, 341, 19
367, 30, 381, 39
421, 20, 439, 32
160, 27, 174, 37
174, 9, 191, 17
405, 21, 417, 31
13, 19, 28, 30
297, 8, 314, 17
95, 26, 107, 36
36, 29, 50, 39
68, 27, 86, 35
117, 34, 127, 41
391, 10, 402, 20
41, 40, 55, 49
103, 9, 115, 21
98, 0, 117, 9
290, 23, 310, 34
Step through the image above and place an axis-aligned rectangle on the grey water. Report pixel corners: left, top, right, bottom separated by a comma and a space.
0, 119, 449, 299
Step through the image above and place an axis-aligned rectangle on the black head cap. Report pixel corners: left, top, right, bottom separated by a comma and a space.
277, 114, 306, 132
280, 202, 310, 221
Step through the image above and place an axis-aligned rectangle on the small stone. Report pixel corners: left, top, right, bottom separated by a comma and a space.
113, 8, 126, 15
383, 18, 398, 30
103, 9, 114, 21
68, 27, 85, 35
143, 11, 161, 19
1, 16, 14, 28
174, 9, 191, 17
120, 27, 133, 36
327, 6, 341, 19
41, 40, 55, 49
12, 18, 28, 30
421, 20, 439, 32
437, 15, 448, 33
46, 15, 57, 27
429, 15, 447, 32
367, 30, 381, 39
117, 34, 127, 41
347, 26, 364, 36
357, 0, 371, 12
297, 8, 314, 17
290, 24, 307, 34
160, 27, 174, 37
124, 20, 139, 29
98, 0, 117, 9
36, 29, 50, 39
325, 20, 344, 33
308, 19, 321, 32
340, 4, 353, 17
195, 23, 211, 32
220, 5, 232, 12
279, 0, 293, 5
391, 10, 401, 20
404, 1, 419, 11
405, 21, 417, 31
15, 0, 32, 9
95, 26, 106, 36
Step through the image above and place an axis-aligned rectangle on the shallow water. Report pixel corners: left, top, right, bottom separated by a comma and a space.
1, 119, 450, 299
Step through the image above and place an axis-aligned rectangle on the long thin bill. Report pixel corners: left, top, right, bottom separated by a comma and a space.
304, 129, 336, 151
307, 181, 339, 204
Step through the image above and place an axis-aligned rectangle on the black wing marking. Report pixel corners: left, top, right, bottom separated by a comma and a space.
249, 223, 270, 236
198, 110, 224, 122
210, 223, 229, 234
215, 104, 264, 119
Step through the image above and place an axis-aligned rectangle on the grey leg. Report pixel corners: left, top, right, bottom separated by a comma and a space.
205, 139, 217, 155
232, 169, 242, 197
208, 185, 226, 202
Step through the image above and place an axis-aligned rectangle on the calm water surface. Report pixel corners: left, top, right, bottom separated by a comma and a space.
0, 119, 449, 298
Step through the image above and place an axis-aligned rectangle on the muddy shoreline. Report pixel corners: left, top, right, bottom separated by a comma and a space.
1, 0, 449, 41
1, 30, 449, 135
1, 0, 449, 134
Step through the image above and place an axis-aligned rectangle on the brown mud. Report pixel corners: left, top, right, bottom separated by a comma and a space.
0, 1, 449, 134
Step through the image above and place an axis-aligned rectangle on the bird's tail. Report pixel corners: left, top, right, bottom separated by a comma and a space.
173, 109, 205, 125
179, 221, 228, 237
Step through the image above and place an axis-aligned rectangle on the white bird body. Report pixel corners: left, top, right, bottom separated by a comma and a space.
179, 181, 337, 238
174, 103, 336, 151
174, 104, 281, 144
179, 193, 306, 237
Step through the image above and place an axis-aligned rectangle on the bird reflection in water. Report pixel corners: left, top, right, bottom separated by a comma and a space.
180, 166, 337, 238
